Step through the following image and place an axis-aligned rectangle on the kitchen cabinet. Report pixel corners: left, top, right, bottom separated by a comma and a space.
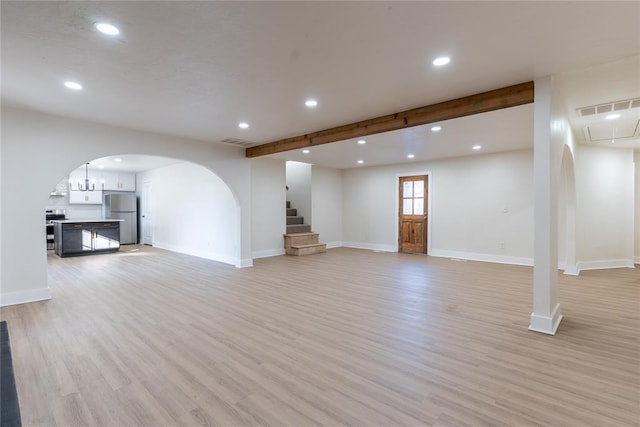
68, 168, 103, 204
69, 190, 103, 204
54, 220, 121, 257
101, 171, 135, 191
117, 173, 136, 191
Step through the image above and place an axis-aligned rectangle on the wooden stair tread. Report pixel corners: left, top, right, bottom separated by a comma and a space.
283, 232, 318, 237
291, 243, 326, 249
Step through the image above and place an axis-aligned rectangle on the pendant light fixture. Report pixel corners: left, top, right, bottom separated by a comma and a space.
68, 163, 103, 192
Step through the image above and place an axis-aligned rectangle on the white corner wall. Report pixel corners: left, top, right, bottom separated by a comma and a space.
311, 166, 343, 247
286, 161, 312, 225
251, 158, 286, 258
342, 149, 534, 263
575, 145, 635, 270
136, 162, 240, 265
1, 107, 252, 306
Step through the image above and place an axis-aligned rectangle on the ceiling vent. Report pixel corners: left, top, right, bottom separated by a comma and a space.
578, 97, 640, 117
218, 138, 257, 148
584, 119, 640, 142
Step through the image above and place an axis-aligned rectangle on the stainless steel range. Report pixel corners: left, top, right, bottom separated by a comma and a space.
45, 210, 66, 250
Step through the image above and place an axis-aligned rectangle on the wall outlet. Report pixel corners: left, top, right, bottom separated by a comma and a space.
498, 241, 505, 249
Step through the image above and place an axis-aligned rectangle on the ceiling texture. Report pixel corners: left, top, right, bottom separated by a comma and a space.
2, 1, 639, 170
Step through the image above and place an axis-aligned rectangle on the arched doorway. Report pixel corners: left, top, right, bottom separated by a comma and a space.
558, 144, 577, 275
45, 155, 242, 266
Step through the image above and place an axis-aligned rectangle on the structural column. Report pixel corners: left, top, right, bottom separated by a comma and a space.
530, 76, 563, 335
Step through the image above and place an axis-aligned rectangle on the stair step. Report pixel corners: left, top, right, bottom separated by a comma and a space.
286, 216, 304, 225
286, 224, 311, 234
286, 208, 297, 216
286, 201, 291, 209
287, 243, 327, 256
284, 232, 319, 249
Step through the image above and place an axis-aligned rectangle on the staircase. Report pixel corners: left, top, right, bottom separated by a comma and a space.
284, 201, 326, 256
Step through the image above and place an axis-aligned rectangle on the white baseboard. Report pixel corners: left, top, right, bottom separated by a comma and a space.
341, 242, 396, 252
558, 261, 579, 275
430, 249, 534, 266
0, 287, 51, 307
325, 241, 343, 249
251, 248, 286, 259
238, 258, 253, 268
635, 256, 640, 265
562, 265, 580, 276
153, 242, 239, 267
576, 259, 635, 272
529, 303, 563, 335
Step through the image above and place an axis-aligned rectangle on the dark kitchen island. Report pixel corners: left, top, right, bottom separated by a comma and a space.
53, 219, 123, 257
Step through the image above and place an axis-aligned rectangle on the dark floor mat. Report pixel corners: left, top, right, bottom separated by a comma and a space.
1, 320, 22, 427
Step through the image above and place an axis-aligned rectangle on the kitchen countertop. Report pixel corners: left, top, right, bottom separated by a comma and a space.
52, 219, 124, 223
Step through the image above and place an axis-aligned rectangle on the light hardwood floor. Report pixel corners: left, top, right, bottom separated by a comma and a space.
1, 246, 638, 426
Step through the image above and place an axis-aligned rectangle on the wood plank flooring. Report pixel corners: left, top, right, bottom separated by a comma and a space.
1, 246, 638, 426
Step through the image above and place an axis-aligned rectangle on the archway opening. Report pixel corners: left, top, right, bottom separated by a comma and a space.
558, 144, 577, 275
44, 154, 242, 270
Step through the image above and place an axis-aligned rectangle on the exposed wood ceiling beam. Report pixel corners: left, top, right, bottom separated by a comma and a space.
245, 81, 534, 158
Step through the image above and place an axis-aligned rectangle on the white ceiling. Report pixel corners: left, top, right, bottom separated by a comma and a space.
80, 155, 182, 173
2, 1, 639, 170
269, 104, 534, 168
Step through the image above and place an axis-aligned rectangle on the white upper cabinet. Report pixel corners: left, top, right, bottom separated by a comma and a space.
69, 189, 103, 204
101, 171, 135, 191
117, 173, 136, 191
67, 167, 135, 204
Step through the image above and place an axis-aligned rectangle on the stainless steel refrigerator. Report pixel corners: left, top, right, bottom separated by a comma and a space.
103, 193, 138, 244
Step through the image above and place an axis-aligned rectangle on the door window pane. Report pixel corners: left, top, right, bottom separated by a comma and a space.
403, 181, 413, 198
414, 181, 424, 197
414, 198, 424, 215
403, 199, 413, 215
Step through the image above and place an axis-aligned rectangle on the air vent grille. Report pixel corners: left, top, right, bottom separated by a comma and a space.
614, 101, 631, 111
218, 138, 257, 148
578, 97, 640, 117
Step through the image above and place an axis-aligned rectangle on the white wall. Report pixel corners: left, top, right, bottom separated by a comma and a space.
635, 150, 640, 264
343, 149, 535, 264
286, 161, 312, 225
311, 166, 343, 247
1, 107, 252, 306
251, 158, 286, 258
575, 146, 635, 269
46, 194, 103, 220
136, 162, 240, 265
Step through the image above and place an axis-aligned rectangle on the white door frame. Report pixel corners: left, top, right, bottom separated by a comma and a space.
141, 180, 153, 245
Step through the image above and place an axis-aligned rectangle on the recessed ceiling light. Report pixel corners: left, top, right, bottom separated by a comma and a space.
357, 139, 366, 145
357, 160, 364, 164
302, 149, 310, 154
238, 122, 249, 129
113, 158, 122, 162
407, 154, 415, 159
431, 125, 442, 132
432, 56, 451, 66
64, 81, 83, 90
472, 145, 482, 150
605, 113, 620, 120
95, 22, 120, 36
305, 99, 318, 108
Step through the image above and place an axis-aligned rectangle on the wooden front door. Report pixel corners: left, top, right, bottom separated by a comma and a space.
399, 175, 428, 254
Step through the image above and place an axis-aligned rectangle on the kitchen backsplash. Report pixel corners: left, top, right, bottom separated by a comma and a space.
46, 195, 103, 220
